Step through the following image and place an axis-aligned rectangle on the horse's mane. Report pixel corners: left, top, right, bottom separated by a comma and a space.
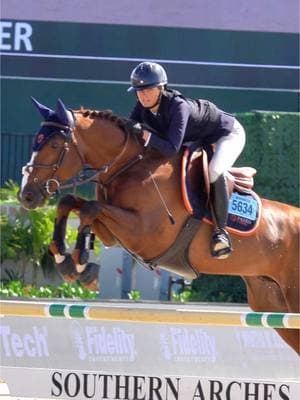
76, 108, 130, 131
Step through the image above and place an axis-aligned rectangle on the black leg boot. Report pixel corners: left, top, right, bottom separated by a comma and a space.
210, 174, 233, 259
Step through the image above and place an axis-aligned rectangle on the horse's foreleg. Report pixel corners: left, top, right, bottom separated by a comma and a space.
72, 202, 141, 281
69, 201, 112, 291
49, 194, 86, 283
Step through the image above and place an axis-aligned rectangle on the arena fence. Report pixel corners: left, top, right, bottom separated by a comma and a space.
0, 300, 299, 399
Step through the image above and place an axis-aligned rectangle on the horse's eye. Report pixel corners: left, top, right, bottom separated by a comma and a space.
51, 142, 60, 149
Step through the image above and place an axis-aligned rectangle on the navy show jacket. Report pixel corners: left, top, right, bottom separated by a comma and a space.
129, 89, 235, 156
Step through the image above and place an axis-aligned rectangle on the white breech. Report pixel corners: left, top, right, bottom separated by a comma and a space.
208, 119, 246, 183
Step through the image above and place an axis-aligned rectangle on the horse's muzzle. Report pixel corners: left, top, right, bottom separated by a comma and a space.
18, 183, 48, 210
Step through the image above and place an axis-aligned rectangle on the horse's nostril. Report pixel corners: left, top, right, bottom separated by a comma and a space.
24, 192, 34, 203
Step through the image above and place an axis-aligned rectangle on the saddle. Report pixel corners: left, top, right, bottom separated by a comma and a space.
143, 147, 261, 274
181, 148, 261, 236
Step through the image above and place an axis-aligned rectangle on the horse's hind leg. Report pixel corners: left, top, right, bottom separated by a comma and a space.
49, 194, 86, 282
244, 276, 299, 355
271, 239, 300, 353
279, 243, 300, 313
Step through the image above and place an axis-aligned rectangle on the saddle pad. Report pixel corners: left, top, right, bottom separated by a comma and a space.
181, 148, 261, 236
204, 190, 262, 236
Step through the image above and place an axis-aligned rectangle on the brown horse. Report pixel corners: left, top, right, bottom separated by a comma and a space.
19, 99, 299, 354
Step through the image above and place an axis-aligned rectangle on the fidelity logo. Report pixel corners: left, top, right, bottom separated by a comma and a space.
71, 324, 136, 362
159, 327, 217, 362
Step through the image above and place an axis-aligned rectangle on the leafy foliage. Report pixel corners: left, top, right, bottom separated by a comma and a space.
172, 290, 192, 303
1, 206, 72, 275
190, 275, 247, 303
128, 290, 141, 301
0, 280, 98, 299
0, 181, 78, 280
171, 275, 247, 303
0, 180, 20, 203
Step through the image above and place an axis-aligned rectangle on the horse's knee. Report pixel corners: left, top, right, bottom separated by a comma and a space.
80, 201, 102, 222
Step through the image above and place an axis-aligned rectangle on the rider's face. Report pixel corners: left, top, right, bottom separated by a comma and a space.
136, 87, 161, 110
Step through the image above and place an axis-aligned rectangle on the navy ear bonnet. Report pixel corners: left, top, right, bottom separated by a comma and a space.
31, 98, 75, 151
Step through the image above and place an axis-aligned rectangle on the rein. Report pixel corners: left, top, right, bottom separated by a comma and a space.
63, 126, 144, 191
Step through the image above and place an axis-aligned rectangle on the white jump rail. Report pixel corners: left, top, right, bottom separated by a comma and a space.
1, 300, 299, 329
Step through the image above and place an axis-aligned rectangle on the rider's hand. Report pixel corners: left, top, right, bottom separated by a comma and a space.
129, 122, 143, 136
142, 130, 151, 146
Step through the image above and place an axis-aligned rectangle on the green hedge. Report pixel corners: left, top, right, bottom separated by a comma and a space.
235, 111, 299, 206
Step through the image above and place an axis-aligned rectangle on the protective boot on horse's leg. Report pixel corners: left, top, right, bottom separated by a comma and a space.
49, 194, 87, 282
210, 173, 232, 259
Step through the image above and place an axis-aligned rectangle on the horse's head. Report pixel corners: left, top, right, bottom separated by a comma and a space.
19, 98, 83, 209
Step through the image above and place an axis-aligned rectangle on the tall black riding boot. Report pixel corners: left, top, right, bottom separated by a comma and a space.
210, 174, 233, 259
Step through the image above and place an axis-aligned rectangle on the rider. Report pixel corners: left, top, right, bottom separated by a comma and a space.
128, 61, 246, 259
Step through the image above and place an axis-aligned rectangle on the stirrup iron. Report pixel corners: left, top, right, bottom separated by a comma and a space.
211, 228, 232, 259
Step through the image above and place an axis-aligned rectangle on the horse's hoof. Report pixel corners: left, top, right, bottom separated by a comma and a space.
78, 262, 100, 290
79, 249, 90, 265
82, 278, 99, 291
55, 253, 79, 282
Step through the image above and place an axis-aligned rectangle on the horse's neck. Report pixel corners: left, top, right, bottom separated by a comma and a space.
75, 114, 142, 175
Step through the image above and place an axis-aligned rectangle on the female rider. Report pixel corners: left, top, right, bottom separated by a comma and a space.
128, 61, 246, 259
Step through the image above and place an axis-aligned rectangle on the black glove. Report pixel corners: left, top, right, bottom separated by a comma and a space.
132, 122, 143, 135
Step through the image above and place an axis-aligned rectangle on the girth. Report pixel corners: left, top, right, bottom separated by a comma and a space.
145, 216, 200, 278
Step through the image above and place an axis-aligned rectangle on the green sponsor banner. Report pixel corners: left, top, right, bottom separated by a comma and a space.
1, 19, 298, 64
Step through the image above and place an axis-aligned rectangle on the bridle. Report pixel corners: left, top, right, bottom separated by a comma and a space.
22, 118, 144, 196
22, 120, 102, 196
22, 114, 174, 229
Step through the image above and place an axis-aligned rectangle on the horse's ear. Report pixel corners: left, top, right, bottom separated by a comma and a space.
56, 98, 74, 127
31, 97, 54, 120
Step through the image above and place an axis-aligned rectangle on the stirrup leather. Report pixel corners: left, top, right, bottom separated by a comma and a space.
211, 228, 233, 259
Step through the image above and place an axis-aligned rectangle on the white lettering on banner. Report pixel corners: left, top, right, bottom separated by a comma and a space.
50, 372, 293, 400
160, 327, 217, 362
71, 325, 136, 362
0, 21, 33, 51
0, 325, 49, 357
235, 329, 286, 350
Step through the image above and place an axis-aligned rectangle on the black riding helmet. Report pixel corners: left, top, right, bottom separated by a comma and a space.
128, 62, 168, 92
